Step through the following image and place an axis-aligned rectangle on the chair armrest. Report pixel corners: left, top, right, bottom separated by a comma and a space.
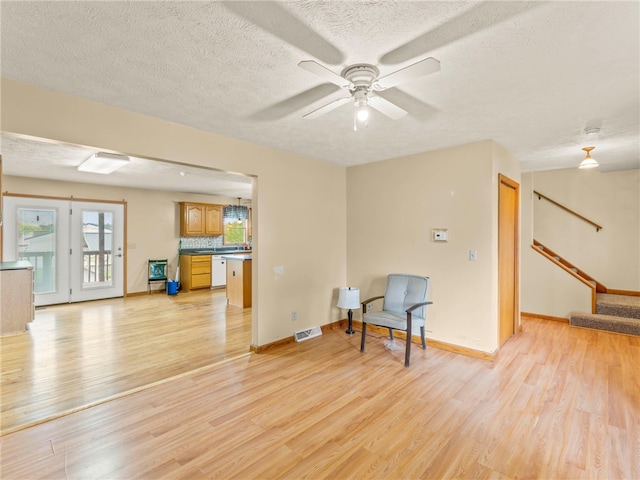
361, 295, 384, 305
406, 301, 433, 313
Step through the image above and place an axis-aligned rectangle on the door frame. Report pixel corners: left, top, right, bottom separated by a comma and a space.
2, 193, 127, 304
498, 174, 520, 346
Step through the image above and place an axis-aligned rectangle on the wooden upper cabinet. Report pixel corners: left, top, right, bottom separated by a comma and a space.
205, 204, 223, 235
180, 202, 223, 236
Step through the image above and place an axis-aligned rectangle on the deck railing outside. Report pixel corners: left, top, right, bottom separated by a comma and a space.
18, 250, 112, 292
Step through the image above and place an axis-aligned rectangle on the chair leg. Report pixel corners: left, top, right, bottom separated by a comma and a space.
388, 328, 394, 341
420, 326, 426, 349
404, 336, 411, 367
405, 313, 412, 367
360, 322, 367, 352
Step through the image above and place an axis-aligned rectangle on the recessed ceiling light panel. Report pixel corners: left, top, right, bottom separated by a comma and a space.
78, 152, 130, 174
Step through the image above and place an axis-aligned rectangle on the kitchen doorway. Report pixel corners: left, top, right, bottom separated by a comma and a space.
2, 195, 125, 306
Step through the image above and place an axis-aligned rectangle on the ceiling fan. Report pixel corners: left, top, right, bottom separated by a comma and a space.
298, 57, 440, 127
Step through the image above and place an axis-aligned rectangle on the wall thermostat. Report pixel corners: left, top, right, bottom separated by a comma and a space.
432, 229, 448, 242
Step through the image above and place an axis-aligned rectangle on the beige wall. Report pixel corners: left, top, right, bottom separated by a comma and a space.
520, 168, 640, 316
2, 175, 243, 293
346, 140, 520, 354
1, 78, 348, 348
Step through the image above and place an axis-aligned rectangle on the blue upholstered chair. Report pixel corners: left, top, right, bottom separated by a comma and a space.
360, 274, 432, 366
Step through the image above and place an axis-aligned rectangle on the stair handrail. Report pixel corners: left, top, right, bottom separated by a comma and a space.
532, 240, 608, 313
533, 190, 603, 232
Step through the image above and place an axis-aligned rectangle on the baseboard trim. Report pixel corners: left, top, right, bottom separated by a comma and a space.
251, 319, 496, 361
355, 321, 495, 361
126, 290, 166, 297
250, 335, 294, 353
251, 320, 348, 353
521, 312, 569, 323
606, 289, 640, 297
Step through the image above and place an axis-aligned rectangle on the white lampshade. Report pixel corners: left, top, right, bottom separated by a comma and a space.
337, 287, 360, 309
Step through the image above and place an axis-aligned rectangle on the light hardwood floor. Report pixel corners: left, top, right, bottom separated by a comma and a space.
1, 289, 252, 435
1, 317, 638, 479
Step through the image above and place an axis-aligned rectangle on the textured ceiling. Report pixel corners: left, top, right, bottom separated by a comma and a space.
1, 1, 639, 195
0, 133, 253, 198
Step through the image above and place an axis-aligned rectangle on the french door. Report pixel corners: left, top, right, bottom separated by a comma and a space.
3, 196, 125, 306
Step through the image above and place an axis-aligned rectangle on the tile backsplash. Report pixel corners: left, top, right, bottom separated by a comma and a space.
180, 236, 223, 250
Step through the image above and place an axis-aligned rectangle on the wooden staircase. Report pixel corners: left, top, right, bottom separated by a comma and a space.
532, 240, 640, 336
532, 240, 603, 312
571, 294, 640, 336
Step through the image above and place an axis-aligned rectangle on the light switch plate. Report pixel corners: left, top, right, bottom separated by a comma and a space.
432, 229, 448, 242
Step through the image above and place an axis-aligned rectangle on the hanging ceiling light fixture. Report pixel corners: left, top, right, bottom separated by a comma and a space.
579, 146, 599, 169
224, 198, 248, 223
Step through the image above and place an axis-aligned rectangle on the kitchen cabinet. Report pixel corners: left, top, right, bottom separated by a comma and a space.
180, 202, 223, 236
179, 255, 211, 292
225, 256, 251, 308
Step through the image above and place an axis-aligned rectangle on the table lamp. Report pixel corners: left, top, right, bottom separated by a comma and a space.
337, 286, 360, 335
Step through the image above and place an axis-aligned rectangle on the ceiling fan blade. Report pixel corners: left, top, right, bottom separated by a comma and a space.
299, 61, 353, 89
303, 97, 352, 119
374, 57, 440, 90
368, 96, 408, 120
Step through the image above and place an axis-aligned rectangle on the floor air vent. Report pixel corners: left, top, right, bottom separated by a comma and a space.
294, 326, 322, 342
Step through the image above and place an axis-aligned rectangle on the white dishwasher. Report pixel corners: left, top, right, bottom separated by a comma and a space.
211, 255, 227, 287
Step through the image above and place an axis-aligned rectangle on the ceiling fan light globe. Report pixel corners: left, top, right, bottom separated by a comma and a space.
357, 107, 369, 122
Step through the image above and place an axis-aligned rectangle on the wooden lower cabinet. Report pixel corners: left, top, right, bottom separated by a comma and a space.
179, 255, 211, 292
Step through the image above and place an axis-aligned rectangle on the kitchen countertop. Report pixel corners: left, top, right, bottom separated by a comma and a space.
0, 261, 34, 271
222, 254, 252, 261
180, 249, 252, 256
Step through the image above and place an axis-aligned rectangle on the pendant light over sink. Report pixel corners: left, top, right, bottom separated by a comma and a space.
224, 197, 248, 223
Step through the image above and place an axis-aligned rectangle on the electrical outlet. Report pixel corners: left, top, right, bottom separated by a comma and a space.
469, 250, 477, 261
366, 303, 374, 311
291, 311, 297, 321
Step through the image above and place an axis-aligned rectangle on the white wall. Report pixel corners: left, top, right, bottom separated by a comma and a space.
346, 140, 520, 354
1, 78, 348, 348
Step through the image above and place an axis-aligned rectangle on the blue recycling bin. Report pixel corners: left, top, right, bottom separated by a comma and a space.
167, 280, 179, 295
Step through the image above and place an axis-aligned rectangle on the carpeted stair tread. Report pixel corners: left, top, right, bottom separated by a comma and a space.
570, 312, 640, 336
596, 293, 640, 320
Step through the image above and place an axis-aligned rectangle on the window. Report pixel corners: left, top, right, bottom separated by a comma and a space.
224, 217, 247, 244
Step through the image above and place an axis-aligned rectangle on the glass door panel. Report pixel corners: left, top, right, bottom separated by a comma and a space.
17, 207, 57, 294
3, 196, 70, 306
81, 210, 114, 289
70, 202, 124, 302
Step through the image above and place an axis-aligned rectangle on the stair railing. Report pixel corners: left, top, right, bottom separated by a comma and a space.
531, 240, 607, 313
533, 190, 603, 232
